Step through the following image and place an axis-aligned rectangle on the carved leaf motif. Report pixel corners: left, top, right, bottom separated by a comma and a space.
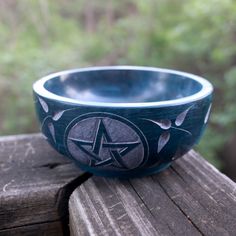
52, 110, 65, 121
48, 122, 56, 143
146, 119, 171, 130
204, 104, 212, 124
175, 107, 191, 126
157, 131, 170, 153
38, 97, 49, 113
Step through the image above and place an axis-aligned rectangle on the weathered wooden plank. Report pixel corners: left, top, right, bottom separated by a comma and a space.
0, 133, 89, 234
0, 221, 63, 236
69, 150, 236, 236
155, 151, 236, 235
69, 178, 172, 236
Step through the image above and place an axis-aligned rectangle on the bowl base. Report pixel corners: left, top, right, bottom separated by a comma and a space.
75, 162, 172, 179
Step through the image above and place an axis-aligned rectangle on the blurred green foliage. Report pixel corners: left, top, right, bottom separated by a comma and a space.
0, 0, 236, 169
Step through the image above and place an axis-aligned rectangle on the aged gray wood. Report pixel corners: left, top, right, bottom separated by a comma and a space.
69, 150, 236, 236
0, 133, 89, 235
0, 221, 63, 236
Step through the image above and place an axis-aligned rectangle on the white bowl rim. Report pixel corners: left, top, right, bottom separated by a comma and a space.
33, 65, 213, 108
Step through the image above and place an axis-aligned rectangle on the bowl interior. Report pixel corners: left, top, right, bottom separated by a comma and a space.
43, 69, 203, 104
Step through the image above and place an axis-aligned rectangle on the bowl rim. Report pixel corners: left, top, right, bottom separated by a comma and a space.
33, 66, 213, 108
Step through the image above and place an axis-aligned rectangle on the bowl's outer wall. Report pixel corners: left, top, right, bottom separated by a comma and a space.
33, 91, 212, 177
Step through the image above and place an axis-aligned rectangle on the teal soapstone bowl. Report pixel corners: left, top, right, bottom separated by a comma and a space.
33, 66, 213, 178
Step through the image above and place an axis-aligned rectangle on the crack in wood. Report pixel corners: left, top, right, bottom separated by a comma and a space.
0, 219, 61, 231
128, 179, 156, 218
128, 179, 175, 235
33, 162, 71, 169
155, 176, 204, 236
170, 165, 187, 183
56, 172, 93, 235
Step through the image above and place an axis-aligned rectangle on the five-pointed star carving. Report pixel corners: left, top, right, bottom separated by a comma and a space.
69, 118, 140, 168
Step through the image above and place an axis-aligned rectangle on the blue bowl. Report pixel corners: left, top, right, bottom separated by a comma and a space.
33, 66, 213, 178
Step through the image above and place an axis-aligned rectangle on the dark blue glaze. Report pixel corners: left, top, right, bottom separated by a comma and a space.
33, 66, 213, 178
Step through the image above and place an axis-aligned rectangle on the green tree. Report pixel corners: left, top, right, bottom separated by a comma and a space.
1, 0, 236, 169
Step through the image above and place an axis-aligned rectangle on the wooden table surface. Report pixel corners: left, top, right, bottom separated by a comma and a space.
69, 151, 236, 236
0, 134, 235, 236
0, 134, 90, 236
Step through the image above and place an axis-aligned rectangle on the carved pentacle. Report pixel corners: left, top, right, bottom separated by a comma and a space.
65, 113, 148, 171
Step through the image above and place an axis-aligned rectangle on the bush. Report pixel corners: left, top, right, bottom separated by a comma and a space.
1, 0, 236, 168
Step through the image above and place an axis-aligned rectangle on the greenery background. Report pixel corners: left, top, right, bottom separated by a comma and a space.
0, 0, 236, 178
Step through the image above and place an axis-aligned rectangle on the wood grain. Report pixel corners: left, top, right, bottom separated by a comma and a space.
0, 221, 63, 236
69, 150, 236, 236
0, 133, 89, 235
1, 133, 235, 235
